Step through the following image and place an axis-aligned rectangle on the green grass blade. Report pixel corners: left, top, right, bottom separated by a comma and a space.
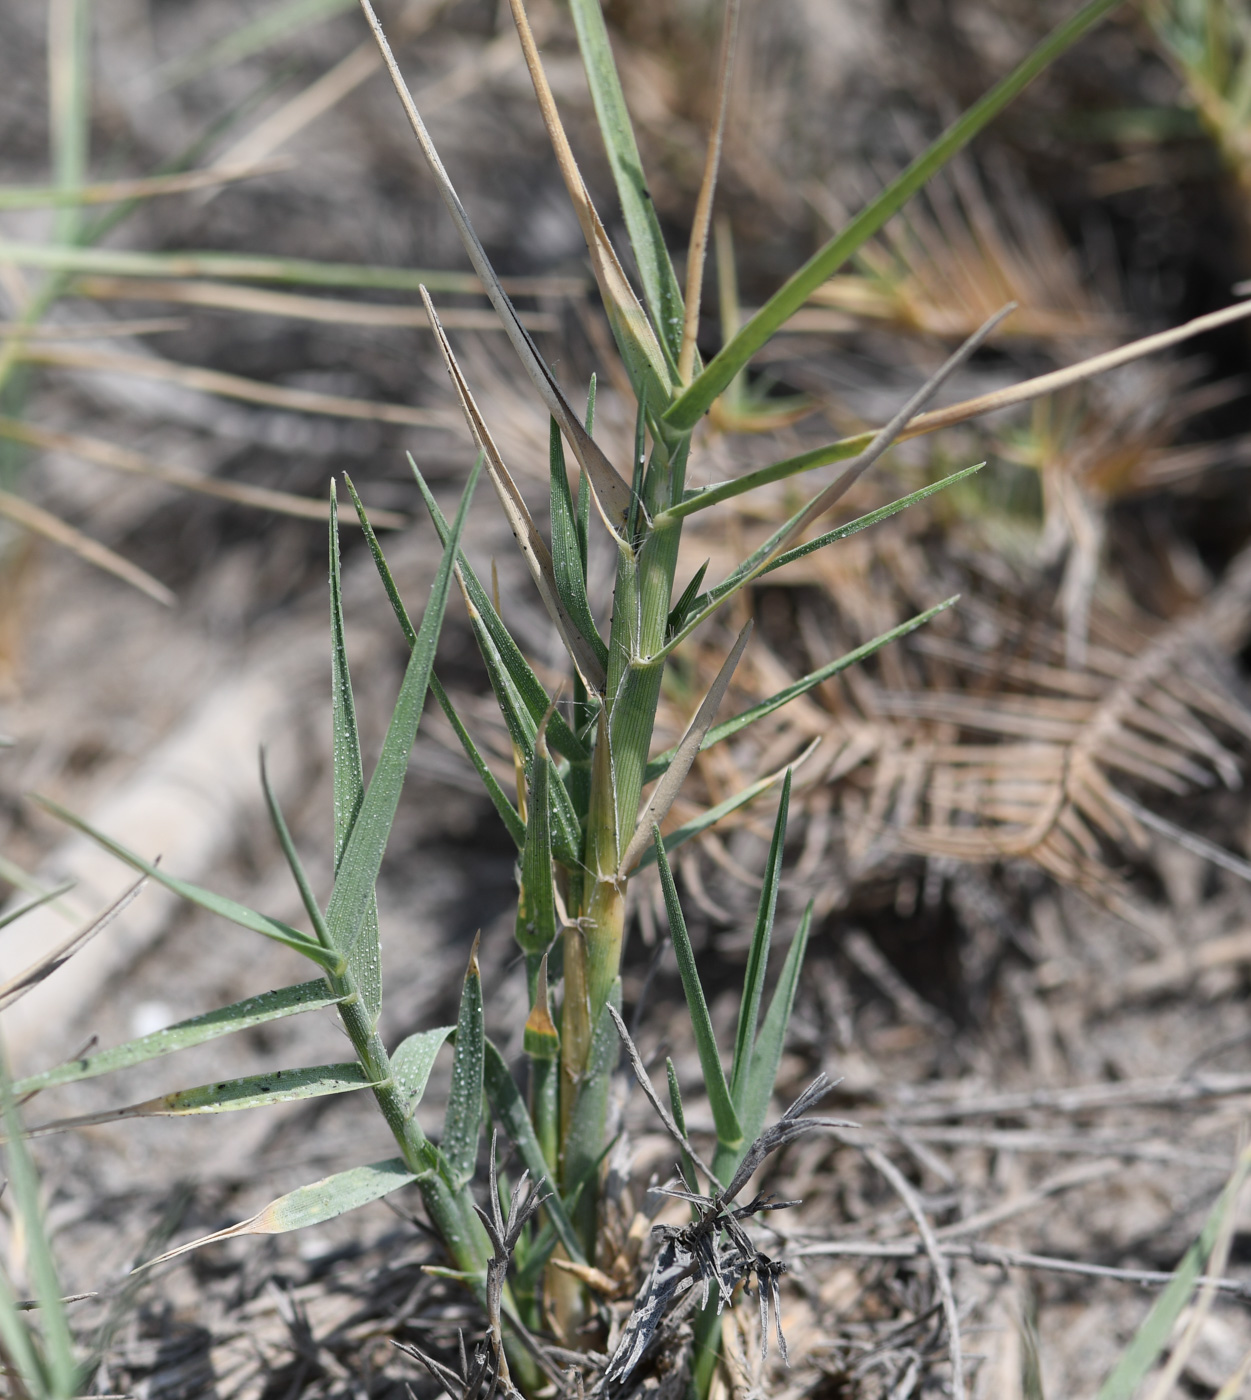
442, 938, 485, 1187
754, 468, 985, 580
483, 1040, 586, 1263
12, 981, 342, 1098
27, 1064, 373, 1136
651, 828, 742, 1151
738, 902, 812, 1148
669, 445, 981, 526
661, 461, 976, 658
139, 1158, 420, 1270
665, 1057, 697, 1193
459, 607, 582, 865
644, 599, 957, 784
392, 1026, 455, 1106
517, 727, 559, 957
1096, 1143, 1251, 1400
48, 0, 91, 249
632, 746, 811, 871
618, 619, 753, 876
562, 982, 624, 1230
729, 769, 791, 1112
0, 240, 551, 295
340, 474, 526, 850
662, 0, 1125, 430
550, 419, 608, 669
32, 796, 339, 971
431, 675, 527, 848
412, 457, 590, 765
567, 0, 686, 365
0, 1045, 78, 1397
324, 456, 480, 964
329, 484, 382, 1022
0, 880, 74, 933
259, 750, 333, 951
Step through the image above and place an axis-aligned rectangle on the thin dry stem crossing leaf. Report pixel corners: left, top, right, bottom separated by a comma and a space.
505, 0, 674, 404
0, 875, 146, 1012
619, 619, 753, 875
421, 287, 607, 692
0, 417, 406, 526
0, 487, 174, 604
356, 0, 633, 529
678, 0, 742, 385
899, 298, 1251, 442
20, 343, 455, 428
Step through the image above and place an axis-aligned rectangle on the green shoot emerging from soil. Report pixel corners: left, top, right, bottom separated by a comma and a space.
30, 0, 1251, 1393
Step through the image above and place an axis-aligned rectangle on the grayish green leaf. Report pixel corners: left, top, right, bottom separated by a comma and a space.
12, 980, 343, 1099
738, 902, 812, 1149
652, 827, 742, 1151
26, 1063, 374, 1137
566, 0, 685, 366
329, 483, 382, 1021
31, 798, 338, 971
323, 455, 480, 966
550, 419, 608, 669
139, 1158, 420, 1270
730, 769, 791, 1112
483, 1039, 585, 1263
663, 0, 1124, 429
443, 938, 485, 1187
392, 1026, 455, 1106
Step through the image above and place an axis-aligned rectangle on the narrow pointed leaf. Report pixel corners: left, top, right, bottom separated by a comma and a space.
670, 452, 981, 529
26, 1063, 374, 1137
563, 983, 624, 1200
32, 797, 338, 970
260, 751, 332, 950
644, 599, 957, 785
663, 311, 1006, 658
0, 1049, 78, 1397
755, 470, 984, 579
550, 419, 608, 668
0, 876, 142, 1013
516, 725, 559, 957
357, 0, 633, 527
1096, 1143, 1251, 1400
652, 828, 742, 1150
738, 903, 812, 1149
483, 1039, 585, 1263
618, 619, 753, 875
422, 291, 607, 690
460, 598, 582, 865
412, 459, 590, 763
340, 474, 526, 849
567, 0, 686, 364
392, 1025, 455, 1106
663, 0, 1125, 429
138, 1157, 420, 1270
12, 980, 343, 1099
666, 1056, 698, 1193
0, 879, 74, 934
329, 484, 382, 1020
431, 675, 526, 849
442, 936, 485, 1186
324, 455, 481, 964
505, 0, 675, 410
730, 770, 791, 1111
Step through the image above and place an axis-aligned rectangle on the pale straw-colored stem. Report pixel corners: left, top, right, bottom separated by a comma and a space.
678, 0, 742, 385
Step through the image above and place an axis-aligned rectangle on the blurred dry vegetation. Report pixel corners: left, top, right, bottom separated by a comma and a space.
6, 0, 1251, 1397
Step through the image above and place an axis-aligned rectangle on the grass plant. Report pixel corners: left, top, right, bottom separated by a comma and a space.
16, 0, 1251, 1394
